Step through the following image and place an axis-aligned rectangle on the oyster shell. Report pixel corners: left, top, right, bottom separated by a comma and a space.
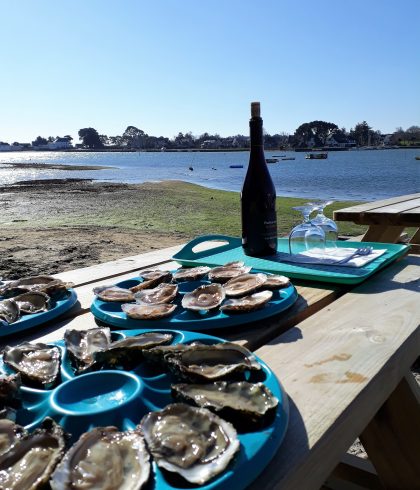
64, 327, 112, 374
0, 275, 56, 296
173, 266, 211, 282
181, 283, 225, 312
0, 419, 26, 456
93, 286, 135, 303
130, 269, 173, 293
208, 262, 252, 283
168, 342, 262, 382
51, 426, 150, 490
220, 290, 273, 313
224, 273, 267, 297
141, 403, 239, 485
38, 279, 73, 298
13, 291, 51, 314
142, 342, 203, 365
0, 418, 66, 489
263, 274, 290, 289
0, 373, 22, 410
0, 299, 20, 324
134, 283, 178, 305
172, 381, 279, 431
121, 303, 177, 320
3, 342, 61, 388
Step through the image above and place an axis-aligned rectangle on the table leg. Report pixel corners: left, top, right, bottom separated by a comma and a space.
362, 225, 405, 243
359, 373, 420, 489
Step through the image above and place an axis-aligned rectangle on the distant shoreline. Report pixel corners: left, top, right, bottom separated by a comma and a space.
0, 162, 117, 170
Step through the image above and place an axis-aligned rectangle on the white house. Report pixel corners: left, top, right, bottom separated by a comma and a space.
47, 137, 73, 150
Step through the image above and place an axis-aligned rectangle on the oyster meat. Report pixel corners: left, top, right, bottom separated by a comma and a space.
51, 426, 150, 490
64, 327, 112, 374
0, 275, 56, 296
264, 274, 290, 289
220, 290, 273, 313
168, 342, 262, 382
93, 286, 135, 303
130, 269, 173, 293
182, 283, 225, 312
0, 419, 26, 456
121, 303, 177, 320
3, 342, 61, 388
173, 266, 211, 282
0, 373, 22, 410
141, 403, 239, 485
142, 342, 203, 365
208, 262, 252, 283
134, 283, 178, 305
0, 299, 20, 324
13, 291, 51, 314
224, 273, 267, 297
0, 418, 66, 490
172, 381, 279, 430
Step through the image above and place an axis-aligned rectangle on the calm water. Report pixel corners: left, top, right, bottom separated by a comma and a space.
0, 149, 418, 201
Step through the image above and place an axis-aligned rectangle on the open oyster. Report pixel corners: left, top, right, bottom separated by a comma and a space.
0, 419, 26, 456
13, 291, 51, 314
130, 270, 173, 293
141, 403, 239, 485
172, 381, 279, 431
263, 274, 290, 289
208, 262, 252, 283
121, 303, 177, 320
93, 286, 135, 303
0, 299, 20, 324
0, 418, 66, 489
142, 342, 203, 365
51, 426, 150, 490
134, 283, 178, 305
220, 290, 273, 313
3, 342, 61, 388
0, 275, 56, 296
168, 342, 262, 382
224, 273, 267, 297
64, 327, 112, 374
182, 283, 225, 312
173, 266, 211, 282
0, 373, 22, 410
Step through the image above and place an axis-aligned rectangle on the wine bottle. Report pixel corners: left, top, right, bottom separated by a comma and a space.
241, 102, 277, 256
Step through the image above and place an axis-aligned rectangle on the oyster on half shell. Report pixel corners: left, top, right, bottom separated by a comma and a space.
13, 291, 51, 314
173, 266, 211, 282
121, 303, 177, 320
93, 286, 135, 303
0, 419, 27, 456
141, 403, 239, 485
50, 426, 150, 490
0, 299, 20, 324
224, 273, 267, 297
208, 262, 252, 283
220, 290, 273, 313
134, 283, 178, 305
182, 283, 225, 312
263, 274, 290, 289
130, 270, 173, 293
0, 373, 22, 410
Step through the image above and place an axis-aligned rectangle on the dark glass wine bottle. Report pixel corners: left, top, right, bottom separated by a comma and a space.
241, 102, 277, 256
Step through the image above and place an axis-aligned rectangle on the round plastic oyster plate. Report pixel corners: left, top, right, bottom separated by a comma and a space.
0, 329, 289, 490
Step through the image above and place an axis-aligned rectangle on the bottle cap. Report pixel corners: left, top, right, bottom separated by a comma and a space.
251, 102, 260, 118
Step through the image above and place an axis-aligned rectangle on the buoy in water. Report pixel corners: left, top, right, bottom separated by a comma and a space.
189, 166, 193, 171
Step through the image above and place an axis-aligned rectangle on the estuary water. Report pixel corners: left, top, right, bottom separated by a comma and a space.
0, 148, 418, 201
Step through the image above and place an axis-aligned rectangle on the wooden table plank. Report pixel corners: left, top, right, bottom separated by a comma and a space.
247, 255, 420, 490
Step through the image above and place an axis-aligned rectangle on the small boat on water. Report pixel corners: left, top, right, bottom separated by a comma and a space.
229, 165, 244, 168
305, 153, 328, 160
415, 156, 420, 160
282, 157, 295, 161
273, 155, 286, 158
266, 158, 279, 163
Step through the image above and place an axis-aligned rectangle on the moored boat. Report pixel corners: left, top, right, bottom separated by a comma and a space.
265, 158, 279, 163
305, 153, 328, 159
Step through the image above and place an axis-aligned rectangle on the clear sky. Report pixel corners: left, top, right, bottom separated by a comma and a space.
1, 0, 419, 143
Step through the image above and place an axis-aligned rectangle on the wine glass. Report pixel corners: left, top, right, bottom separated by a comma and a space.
288, 204, 326, 255
309, 200, 339, 249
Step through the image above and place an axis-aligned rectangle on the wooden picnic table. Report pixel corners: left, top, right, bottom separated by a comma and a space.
333, 193, 420, 250
2, 241, 419, 489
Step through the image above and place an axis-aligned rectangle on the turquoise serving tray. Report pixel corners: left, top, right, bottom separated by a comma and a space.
0, 328, 289, 490
91, 274, 298, 330
0, 289, 78, 338
172, 235, 410, 285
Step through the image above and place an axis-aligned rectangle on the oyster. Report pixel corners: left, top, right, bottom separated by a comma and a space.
64, 327, 112, 374
142, 342, 202, 365
121, 303, 177, 320
0, 299, 20, 324
173, 266, 211, 282
172, 381, 279, 431
38, 279, 73, 298
263, 274, 290, 289
182, 283, 225, 312
51, 426, 150, 490
0, 373, 22, 410
93, 286, 135, 303
13, 291, 51, 314
168, 342, 262, 382
0, 419, 26, 456
0, 418, 66, 489
208, 262, 252, 283
0, 275, 56, 296
224, 273, 267, 297
141, 403, 239, 485
3, 342, 61, 388
134, 283, 178, 305
130, 269, 173, 293
220, 290, 273, 313
94, 332, 174, 369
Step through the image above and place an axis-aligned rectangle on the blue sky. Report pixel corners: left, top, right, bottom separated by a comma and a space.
1, 0, 419, 143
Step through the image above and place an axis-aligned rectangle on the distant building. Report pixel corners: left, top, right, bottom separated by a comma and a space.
47, 137, 73, 150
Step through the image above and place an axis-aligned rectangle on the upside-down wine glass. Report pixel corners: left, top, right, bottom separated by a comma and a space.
309, 200, 339, 249
288, 204, 326, 255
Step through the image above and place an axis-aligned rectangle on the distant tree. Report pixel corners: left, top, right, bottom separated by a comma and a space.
32, 136, 48, 146
350, 121, 372, 146
99, 134, 109, 146
63, 135, 73, 141
78, 128, 103, 148
47, 136, 54, 143
122, 126, 146, 148
294, 121, 338, 147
